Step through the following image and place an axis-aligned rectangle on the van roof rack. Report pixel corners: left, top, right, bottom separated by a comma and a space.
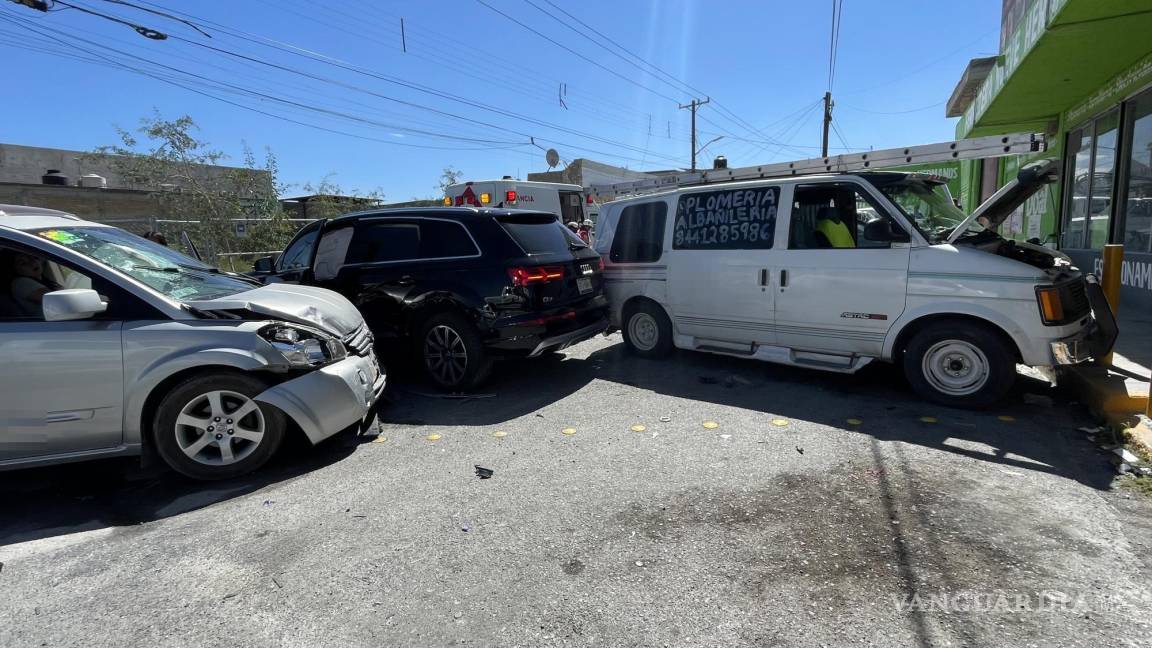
586, 132, 1047, 201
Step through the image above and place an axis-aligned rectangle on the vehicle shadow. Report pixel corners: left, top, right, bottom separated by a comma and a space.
0, 430, 374, 549
387, 337, 1114, 491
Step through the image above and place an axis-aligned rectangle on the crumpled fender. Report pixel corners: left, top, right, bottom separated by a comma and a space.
255, 355, 383, 444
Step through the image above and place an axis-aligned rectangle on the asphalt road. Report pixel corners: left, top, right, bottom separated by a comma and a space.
3, 334, 1152, 647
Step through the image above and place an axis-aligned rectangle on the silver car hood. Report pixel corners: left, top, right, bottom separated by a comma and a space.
187, 283, 364, 337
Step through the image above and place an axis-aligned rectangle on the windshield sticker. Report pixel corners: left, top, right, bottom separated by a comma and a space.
38, 229, 82, 245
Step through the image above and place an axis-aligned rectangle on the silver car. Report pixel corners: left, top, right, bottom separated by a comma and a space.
0, 205, 386, 480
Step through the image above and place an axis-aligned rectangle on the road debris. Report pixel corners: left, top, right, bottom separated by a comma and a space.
659, 416, 671, 422
631, 424, 646, 432
720, 434, 731, 440
702, 421, 719, 429
474, 465, 494, 479
771, 419, 789, 427
562, 427, 577, 435
997, 415, 1016, 422
426, 433, 442, 441
919, 416, 938, 424
795, 446, 804, 455
371, 435, 388, 444
262, 500, 275, 507
271, 576, 282, 589
846, 418, 863, 425
493, 430, 508, 438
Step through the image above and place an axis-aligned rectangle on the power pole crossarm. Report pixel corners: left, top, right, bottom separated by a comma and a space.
679, 97, 710, 171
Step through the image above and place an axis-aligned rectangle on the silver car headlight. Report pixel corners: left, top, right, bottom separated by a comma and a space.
259, 323, 347, 367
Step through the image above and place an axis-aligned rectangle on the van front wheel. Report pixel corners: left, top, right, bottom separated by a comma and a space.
622, 301, 673, 359
903, 321, 1015, 408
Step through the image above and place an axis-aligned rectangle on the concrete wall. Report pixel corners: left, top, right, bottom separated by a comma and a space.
0, 183, 159, 232
0, 142, 271, 194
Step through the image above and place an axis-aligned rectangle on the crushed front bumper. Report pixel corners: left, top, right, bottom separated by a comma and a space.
527, 317, 609, 357
255, 350, 386, 444
1051, 275, 1119, 365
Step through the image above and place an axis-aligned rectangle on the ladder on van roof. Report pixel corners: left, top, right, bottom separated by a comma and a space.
586, 132, 1047, 201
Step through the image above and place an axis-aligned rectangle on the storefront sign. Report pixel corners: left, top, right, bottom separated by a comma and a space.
961, 0, 1051, 134
1067, 250, 1152, 312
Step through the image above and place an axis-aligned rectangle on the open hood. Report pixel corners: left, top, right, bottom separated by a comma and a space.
187, 283, 364, 337
946, 158, 1059, 244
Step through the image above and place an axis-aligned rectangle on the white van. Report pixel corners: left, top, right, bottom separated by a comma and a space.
446, 179, 587, 224
592, 159, 1117, 407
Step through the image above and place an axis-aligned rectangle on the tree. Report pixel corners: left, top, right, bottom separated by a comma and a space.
437, 166, 463, 196
96, 112, 295, 266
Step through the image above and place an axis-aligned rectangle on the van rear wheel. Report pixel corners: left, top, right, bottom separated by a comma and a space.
903, 321, 1015, 408
622, 301, 673, 359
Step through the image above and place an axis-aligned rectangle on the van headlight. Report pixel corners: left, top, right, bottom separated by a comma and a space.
260, 324, 347, 367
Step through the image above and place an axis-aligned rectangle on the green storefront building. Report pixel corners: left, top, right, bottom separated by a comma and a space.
947, 0, 1152, 311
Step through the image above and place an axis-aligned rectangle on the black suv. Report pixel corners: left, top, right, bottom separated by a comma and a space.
255, 208, 609, 389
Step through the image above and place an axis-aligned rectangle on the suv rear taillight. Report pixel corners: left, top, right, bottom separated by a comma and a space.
508, 265, 564, 287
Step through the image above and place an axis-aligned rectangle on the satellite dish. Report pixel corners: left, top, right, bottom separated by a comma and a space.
545, 148, 560, 169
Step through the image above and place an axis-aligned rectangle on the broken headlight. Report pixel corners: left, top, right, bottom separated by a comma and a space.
259, 323, 347, 367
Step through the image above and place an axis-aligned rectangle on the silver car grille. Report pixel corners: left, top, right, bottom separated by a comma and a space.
344, 323, 374, 357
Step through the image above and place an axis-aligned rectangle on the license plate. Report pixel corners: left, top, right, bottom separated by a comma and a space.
577, 277, 592, 294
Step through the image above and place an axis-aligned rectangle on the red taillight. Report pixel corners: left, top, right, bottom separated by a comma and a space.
595, 257, 604, 272
508, 265, 564, 287
586, 194, 594, 204
505, 190, 517, 202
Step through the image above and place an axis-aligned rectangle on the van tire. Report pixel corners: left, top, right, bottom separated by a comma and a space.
622, 301, 674, 359
153, 372, 286, 480
417, 311, 493, 391
902, 321, 1015, 408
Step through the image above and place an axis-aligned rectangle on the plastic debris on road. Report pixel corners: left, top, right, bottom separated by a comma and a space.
919, 416, 938, 424
474, 465, 494, 479
659, 416, 671, 422
998, 415, 1016, 422
702, 421, 719, 429
426, 433, 442, 441
846, 418, 863, 425
562, 427, 577, 435
771, 419, 789, 427
795, 446, 804, 454
493, 431, 508, 438
631, 424, 646, 432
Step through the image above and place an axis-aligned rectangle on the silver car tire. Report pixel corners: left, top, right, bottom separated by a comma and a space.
152, 373, 286, 480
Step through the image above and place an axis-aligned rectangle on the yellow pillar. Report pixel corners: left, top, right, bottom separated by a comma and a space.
1101, 244, 1124, 366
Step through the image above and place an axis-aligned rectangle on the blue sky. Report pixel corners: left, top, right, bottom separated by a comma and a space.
0, 0, 1001, 200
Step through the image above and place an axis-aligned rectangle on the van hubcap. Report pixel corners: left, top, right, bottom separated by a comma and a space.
425, 325, 468, 384
922, 340, 990, 397
628, 312, 659, 351
175, 390, 265, 466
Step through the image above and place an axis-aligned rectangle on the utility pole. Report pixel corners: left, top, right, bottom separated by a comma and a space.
821, 91, 832, 158
679, 96, 710, 171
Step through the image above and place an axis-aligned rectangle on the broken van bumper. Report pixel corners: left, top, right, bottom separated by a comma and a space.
255, 351, 386, 444
1050, 277, 1119, 365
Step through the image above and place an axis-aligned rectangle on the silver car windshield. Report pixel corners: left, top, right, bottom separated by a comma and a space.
876, 178, 982, 243
33, 226, 257, 301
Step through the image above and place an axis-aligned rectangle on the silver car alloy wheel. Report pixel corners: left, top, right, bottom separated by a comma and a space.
920, 340, 990, 397
425, 324, 468, 385
628, 312, 660, 351
175, 390, 266, 466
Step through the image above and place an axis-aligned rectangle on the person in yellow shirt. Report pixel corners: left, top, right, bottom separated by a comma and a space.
814, 207, 855, 248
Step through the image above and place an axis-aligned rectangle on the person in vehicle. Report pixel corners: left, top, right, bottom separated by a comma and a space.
814, 207, 855, 248
578, 220, 592, 243
8, 251, 58, 316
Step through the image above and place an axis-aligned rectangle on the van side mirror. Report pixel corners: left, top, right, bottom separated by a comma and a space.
42, 289, 107, 321
252, 256, 275, 274
863, 219, 910, 243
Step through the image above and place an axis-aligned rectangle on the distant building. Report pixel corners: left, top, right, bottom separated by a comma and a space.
279, 193, 385, 220
0, 142, 274, 231
527, 158, 680, 188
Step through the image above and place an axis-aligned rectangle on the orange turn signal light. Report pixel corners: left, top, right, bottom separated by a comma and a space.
1036, 287, 1064, 324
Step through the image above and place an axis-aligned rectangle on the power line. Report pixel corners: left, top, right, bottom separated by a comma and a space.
839, 100, 947, 115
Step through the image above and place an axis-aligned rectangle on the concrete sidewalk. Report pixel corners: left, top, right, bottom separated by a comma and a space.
1064, 309, 1151, 447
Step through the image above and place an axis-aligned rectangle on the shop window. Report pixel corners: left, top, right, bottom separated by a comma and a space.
1062, 126, 1094, 248
1088, 111, 1119, 249
1122, 89, 1152, 254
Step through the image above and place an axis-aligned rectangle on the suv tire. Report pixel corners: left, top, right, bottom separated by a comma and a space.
153, 372, 286, 480
622, 300, 674, 359
418, 311, 493, 391
902, 320, 1016, 408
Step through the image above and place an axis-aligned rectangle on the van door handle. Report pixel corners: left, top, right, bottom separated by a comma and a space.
758, 269, 769, 286
780, 269, 788, 288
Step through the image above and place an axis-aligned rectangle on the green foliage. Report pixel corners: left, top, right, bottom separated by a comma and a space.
96, 112, 297, 267
438, 166, 463, 196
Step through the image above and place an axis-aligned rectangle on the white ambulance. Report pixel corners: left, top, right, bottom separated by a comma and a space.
445, 179, 588, 224
592, 154, 1117, 408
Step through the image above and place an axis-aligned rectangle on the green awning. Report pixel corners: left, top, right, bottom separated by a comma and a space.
957, 0, 1152, 137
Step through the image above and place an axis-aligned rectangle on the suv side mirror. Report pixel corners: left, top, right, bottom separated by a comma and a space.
42, 289, 107, 321
252, 256, 275, 274
863, 219, 910, 243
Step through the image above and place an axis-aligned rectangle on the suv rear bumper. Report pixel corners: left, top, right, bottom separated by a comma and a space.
486, 297, 609, 356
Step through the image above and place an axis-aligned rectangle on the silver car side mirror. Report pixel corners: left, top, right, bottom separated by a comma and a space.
42, 289, 108, 321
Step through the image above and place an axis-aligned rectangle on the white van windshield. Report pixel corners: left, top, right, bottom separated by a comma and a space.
872, 178, 982, 243
34, 226, 259, 301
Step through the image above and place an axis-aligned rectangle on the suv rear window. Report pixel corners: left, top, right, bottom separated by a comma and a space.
497, 215, 585, 255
